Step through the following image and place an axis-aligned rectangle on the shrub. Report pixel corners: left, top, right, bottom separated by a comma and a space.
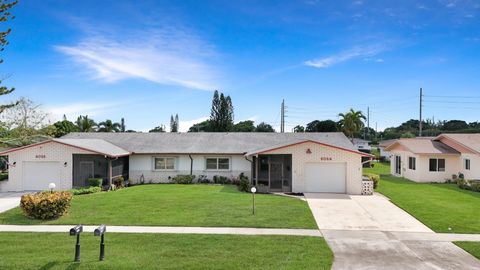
172, 175, 195, 184
213, 175, 230, 184
113, 177, 125, 188
0, 172, 7, 181
20, 191, 72, 220
87, 178, 103, 187
70, 186, 101, 195
197, 175, 211, 184
363, 173, 380, 189
457, 179, 470, 190
237, 178, 251, 192
470, 181, 480, 192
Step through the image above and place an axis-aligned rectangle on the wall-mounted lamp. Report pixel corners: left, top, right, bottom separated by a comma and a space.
12, 162, 16, 165
64, 162, 68, 167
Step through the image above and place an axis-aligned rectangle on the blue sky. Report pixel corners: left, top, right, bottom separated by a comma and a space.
2, 0, 480, 131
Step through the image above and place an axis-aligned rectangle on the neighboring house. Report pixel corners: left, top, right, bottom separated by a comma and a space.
0, 132, 372, 194
352, 138, 371, 153
378, 139, 397, 161
385, 134, 480, 182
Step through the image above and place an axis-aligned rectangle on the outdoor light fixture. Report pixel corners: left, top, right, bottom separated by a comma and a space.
94, 224, 107, 261
69, 225, 83, 262
64, 162, 68, 167
250, 186, 257, 215
48, 183, 56, 193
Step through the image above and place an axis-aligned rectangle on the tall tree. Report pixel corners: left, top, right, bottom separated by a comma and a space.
255, 122, 275, 132
210, 90, 234, 132
337, 109, 366, 140
76, 115, 97, 132
306, 120, 338, 132
98, 119, 121, 132
170, 113, 179, 132
149, 124, 166, 133
188, 120, 213, 132
53, 118, 79, 137
0, 0, 18, 114
233, 120, 255, 132
293, 125, 305, 133
120, 117, 125, 132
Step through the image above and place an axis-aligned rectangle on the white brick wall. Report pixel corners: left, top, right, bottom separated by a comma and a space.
0, 141, 94, 192
261, 142, 363, 194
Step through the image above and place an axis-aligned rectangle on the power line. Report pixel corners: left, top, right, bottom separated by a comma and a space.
424, 95, 480, 99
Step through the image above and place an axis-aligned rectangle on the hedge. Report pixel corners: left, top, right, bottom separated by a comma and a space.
172, 175, 195, 184
87, 178, 103, 187
0, 172, 7, 181
70, 186, 101, 195
20, 191, 72, 220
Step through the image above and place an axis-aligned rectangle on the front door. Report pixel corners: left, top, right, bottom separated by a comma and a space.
78, 161, 94, 187
269, 162, 283, 191
395, 155, 402, 175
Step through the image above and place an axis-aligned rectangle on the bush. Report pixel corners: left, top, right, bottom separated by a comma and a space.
0, 172, 7, 181
113, 177, 125, 188
363, 173, 380, 189
237, 178, 251, 192
70, 186, 101, 195
172, 175, 195, 184
20, 191, 72, 220
470, 181, 480, 192
87, 178, 103, 187
457, 179, 480, 192
197, 175, 211, 184
213, 175, 230, 184
457, 179, 470, 190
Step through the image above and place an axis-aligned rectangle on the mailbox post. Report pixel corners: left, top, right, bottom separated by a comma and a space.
94, 224, 106, 261
69, 225, 83, 262
250, 186, 257, 215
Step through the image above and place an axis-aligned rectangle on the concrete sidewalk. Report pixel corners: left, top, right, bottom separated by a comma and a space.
0, 192, 25, 213
0, 225, 322, 237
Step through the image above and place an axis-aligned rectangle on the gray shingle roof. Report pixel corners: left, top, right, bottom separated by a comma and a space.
53, 139, 130, 157
62, 132, 357, 155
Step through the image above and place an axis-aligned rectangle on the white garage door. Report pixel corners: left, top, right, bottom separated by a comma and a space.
304, 162, 346, 193
23, 161, 61, 191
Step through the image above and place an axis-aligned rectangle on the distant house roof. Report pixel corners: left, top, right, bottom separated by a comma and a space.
385, 138, 460, 155
378, 139, 397, 148
0, 139, 130, 158
435, 133, 480, 154
62, 132, 359, 155
351, 138, 370, 144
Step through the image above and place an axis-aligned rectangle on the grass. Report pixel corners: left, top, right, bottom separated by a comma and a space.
0, 232, 333, 270
0, 184, 317, 229
364, 162, 480, 233
455, 242, 480, 260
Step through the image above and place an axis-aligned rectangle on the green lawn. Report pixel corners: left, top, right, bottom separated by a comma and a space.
0, 184, 317, 229
0, 232, 333, 270
455, 242, 480, 260
364, 162, 480, 233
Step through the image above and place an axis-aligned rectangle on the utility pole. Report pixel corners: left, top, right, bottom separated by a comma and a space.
375, 122, 378, 141
281, 99, 285, 133
367, 106, 370, 140
419, 88, 423, 137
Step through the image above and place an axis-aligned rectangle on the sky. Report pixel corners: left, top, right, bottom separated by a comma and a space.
2, 0, 480, 132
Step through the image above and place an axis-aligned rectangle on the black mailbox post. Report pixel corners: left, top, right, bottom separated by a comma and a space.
69, 225, 83, 262
94, 224, 106, 261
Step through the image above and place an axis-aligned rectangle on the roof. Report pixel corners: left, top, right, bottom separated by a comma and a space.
385, 138, 460, 155
378, 139, 397, 148
352, 138, 370, 144
62, 132, 359, 155
0, 139, 130, 158
435, 133, 480, 154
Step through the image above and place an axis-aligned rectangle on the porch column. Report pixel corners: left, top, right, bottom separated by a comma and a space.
255, 155, 259, 186
107, 158, 113, 187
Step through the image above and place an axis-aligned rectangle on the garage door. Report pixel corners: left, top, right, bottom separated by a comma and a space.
22, 161, 61, 191
304, 162, 346, 193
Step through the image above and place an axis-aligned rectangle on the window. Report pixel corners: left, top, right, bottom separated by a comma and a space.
205, 157, 230, 170
465, 159, 471, 170
154, 157, 175, 170
429, 158, 445, 172
408, 157, 416, 170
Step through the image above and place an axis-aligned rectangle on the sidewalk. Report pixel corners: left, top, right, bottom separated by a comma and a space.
0, 225, 322, 237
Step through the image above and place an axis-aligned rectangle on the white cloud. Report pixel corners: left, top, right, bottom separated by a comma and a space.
45, 101, 125, 122
55, 28, 222, 91
179, 116, 209, 132
304, 45, 386, 68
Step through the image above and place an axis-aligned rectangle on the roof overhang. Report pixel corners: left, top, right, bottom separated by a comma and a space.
0, 139, 131, 158
245, 139, 374, 157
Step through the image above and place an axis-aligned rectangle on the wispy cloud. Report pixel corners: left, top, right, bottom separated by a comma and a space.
179, 116, 209, 132
45, 101, 126, 121
304, 45, 386, 68
55, 27, 222, 90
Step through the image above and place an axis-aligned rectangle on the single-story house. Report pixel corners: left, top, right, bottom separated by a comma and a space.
352, 138, 371, 153
385, 133, 480, 182
378, 139, 397, 161
0, 132, 372, 194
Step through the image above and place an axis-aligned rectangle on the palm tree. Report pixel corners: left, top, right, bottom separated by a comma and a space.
76, 115, 97, 132
338, 109, 366, 140
98, 119, 121, 132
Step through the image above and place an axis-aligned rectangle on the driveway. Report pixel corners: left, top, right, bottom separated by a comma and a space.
305, 193, 480, 270
0, 192, 25, 213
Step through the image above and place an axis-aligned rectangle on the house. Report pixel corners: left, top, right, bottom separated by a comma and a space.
0, 132, 373, 194
385, 134, 480, 182
352, 138, 371, 153
378, 139, 397, 161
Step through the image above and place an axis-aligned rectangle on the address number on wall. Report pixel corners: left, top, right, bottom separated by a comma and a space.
35, 154, 46, 159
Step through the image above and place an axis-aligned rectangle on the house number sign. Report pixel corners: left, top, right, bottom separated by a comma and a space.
320, 157, 332, 161
35, 154, 46, 159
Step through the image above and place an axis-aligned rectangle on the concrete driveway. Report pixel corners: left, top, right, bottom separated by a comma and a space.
0, 192, 25, 213
305, 193, 480, 270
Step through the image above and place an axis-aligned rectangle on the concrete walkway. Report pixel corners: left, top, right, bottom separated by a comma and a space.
0, 225, 322, 237
0, 192, 25, 213
305, 193, 480, 270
